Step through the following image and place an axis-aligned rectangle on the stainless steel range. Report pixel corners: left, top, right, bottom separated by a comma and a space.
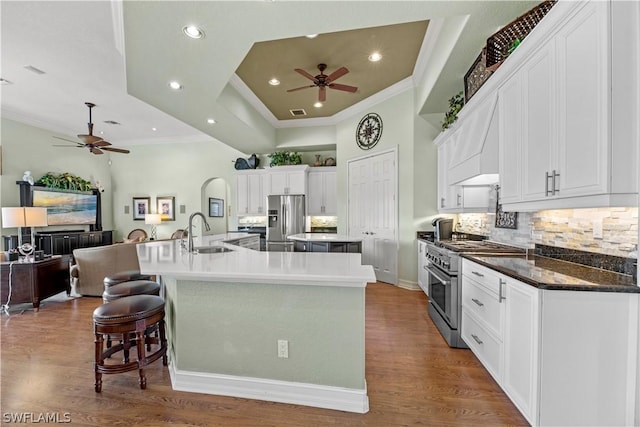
423, 237, 525, 348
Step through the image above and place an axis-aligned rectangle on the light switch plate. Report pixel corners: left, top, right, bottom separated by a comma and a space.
593, 219, 603, 239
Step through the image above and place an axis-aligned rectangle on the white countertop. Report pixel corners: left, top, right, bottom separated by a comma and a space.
287, 233, 364, 243
137, 233, 375, 287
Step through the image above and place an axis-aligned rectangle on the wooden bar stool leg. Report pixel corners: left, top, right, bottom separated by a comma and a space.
159, 319, 168, 366
94, 332, 104, 392
135, 322, 147, 390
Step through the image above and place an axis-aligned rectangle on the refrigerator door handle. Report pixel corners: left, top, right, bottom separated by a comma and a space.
282, 204, 286, 236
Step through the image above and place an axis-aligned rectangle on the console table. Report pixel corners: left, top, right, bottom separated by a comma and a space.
0, 256, 70, 311
36, 230, 113, 256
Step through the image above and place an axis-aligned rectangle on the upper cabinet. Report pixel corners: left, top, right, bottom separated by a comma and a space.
498, 0, 638, 211
436, 0, 639, 212
307, 167, 337, 216
268, 165, 308, 195
236, 170, 268, 216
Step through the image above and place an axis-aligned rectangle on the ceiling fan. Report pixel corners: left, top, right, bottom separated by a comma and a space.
287, 63, 358, 102
53, 102, 130, 155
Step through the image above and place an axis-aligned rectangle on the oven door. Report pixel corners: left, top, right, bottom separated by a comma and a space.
426, 262, 458, 329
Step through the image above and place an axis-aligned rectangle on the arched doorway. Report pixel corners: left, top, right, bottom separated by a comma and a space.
201, 177, 230, 234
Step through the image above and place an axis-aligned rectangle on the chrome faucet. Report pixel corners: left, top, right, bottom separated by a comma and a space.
188, 212, 211, 252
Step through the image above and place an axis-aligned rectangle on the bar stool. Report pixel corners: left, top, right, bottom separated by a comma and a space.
93, 295, 167, 392
102, 280, 160, 303
103, 270, 152, 289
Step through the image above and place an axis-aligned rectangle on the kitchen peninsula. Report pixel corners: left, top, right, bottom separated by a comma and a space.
136, 233, 375, 413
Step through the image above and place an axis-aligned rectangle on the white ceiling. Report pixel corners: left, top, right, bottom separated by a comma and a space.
1, 1, 539, 156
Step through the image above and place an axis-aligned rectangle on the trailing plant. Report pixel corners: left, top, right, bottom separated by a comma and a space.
268, 151, 302, 167
507, 38, 521, 56
36, 172, 93, 191
441, 91, 465, 131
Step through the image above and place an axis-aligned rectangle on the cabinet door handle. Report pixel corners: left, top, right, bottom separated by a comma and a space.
471, 334, 483, 345
545, 171, 553, 196
457, 193, 462, 206
471, 298, 484, 307
553, 170, 560, 195
498, 278, 506, 302
471, 271, 484, 277
440, 197, 445, 208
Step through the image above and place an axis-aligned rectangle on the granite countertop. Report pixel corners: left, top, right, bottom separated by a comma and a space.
463, 254, 640, 293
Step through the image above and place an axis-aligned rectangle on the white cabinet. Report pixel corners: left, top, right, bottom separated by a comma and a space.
268, 165, 308, 195
461, 259, 638, 426
417, 240, 428, 295
498, 0, 637, 210
236, 170, 268, 216
307, 167, 336, 216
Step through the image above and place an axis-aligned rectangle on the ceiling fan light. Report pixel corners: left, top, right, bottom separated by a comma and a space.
368, 52, 382, 62
268, 78, 280, 86
168, 81, 182, 90
183, 25, 205, 39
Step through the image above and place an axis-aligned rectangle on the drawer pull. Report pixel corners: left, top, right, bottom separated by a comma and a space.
471, 298, 484, 307
472, 271, 484, 277
499, 279, 506, 302
471, 334, 483, 345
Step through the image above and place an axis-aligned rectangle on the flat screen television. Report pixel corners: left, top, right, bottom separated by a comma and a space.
32, 187, 97, 226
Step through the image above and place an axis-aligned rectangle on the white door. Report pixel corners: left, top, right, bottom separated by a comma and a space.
348, 149, 398, 285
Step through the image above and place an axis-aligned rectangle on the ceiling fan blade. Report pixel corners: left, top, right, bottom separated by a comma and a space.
326, 67, 349, 82
101, 146, 130, 154
90, 147, 104, 155
78, 134, 103, 144
53, 136, 84, 146
294, 68, 317, 82
319, 86, 326, 102
94, 140, 112, 147
329, 83, 358, 93
287, 85, 315, 92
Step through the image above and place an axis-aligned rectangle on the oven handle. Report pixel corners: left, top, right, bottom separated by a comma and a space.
426, 263, 451, 286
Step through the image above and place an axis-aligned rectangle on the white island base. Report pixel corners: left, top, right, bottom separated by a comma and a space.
137, 235, 375, 413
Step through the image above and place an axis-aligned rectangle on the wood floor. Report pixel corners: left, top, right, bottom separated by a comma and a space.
0, 282, 528, 426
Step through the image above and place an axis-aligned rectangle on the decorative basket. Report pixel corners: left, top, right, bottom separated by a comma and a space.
464, 48, 493, 102
485, 0, 557, 70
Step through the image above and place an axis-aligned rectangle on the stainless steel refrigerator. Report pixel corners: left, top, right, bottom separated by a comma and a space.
266, 194, 305, 252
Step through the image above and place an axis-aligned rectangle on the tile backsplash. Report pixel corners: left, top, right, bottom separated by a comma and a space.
457, 208, 638, 258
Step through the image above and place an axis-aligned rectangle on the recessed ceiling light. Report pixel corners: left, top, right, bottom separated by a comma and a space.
268, 78, 280, 86
169, 81, 182, 90
313, 102, 323, 108
183, 25, 205, 39
207, 118, 216, 124
368, 52, 382, 62
152, 127, 157, 131
305, 34, 318, 39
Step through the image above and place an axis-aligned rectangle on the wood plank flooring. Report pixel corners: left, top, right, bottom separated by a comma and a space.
0, 282, 528, 426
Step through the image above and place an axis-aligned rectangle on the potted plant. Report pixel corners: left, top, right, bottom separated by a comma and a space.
268, 151, 302, 167
441, 91, 464, 131
36, 172, 93, 191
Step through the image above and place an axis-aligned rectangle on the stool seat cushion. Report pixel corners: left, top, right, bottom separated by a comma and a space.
102, 280, 160, 302
93, 295, 165, 324
104, 270, 152, 287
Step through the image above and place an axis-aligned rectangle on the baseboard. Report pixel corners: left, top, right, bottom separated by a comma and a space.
397, 279, 420, 291
168, 363, 369, 414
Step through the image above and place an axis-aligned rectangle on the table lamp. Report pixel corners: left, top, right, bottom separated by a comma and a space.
1, 207, 48, 256
145, 213, 162, 240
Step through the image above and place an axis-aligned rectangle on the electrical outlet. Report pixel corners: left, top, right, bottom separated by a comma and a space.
593, 219, 603, 239
277, 339, 288, 359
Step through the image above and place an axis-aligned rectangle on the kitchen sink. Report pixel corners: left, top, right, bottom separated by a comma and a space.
193, 246, 233, 254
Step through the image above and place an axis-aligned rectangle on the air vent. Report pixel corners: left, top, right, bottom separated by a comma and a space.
103, 120, 121, 125
289, 108, 307, 117
24, 65, 46, 75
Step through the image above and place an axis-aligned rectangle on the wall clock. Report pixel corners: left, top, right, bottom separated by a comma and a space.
356, 113, 382, 150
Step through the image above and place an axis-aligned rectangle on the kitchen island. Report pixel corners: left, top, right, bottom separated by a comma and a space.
288, 233, 363, 253
137, 233, 375, 413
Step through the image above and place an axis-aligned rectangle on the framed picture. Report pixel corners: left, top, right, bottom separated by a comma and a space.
157, 196, 175, 221
132, 197, 151, 220
209, 198, 224, 217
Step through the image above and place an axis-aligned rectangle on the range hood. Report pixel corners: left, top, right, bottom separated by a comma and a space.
447, 93, 499, 186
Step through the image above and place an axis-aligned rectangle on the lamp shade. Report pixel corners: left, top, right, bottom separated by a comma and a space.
1, 207, 48, 227
145, 213, 162, 225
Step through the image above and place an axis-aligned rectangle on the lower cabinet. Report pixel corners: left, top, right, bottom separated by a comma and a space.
461, 259, 637, 426
294, 241, 361, 253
